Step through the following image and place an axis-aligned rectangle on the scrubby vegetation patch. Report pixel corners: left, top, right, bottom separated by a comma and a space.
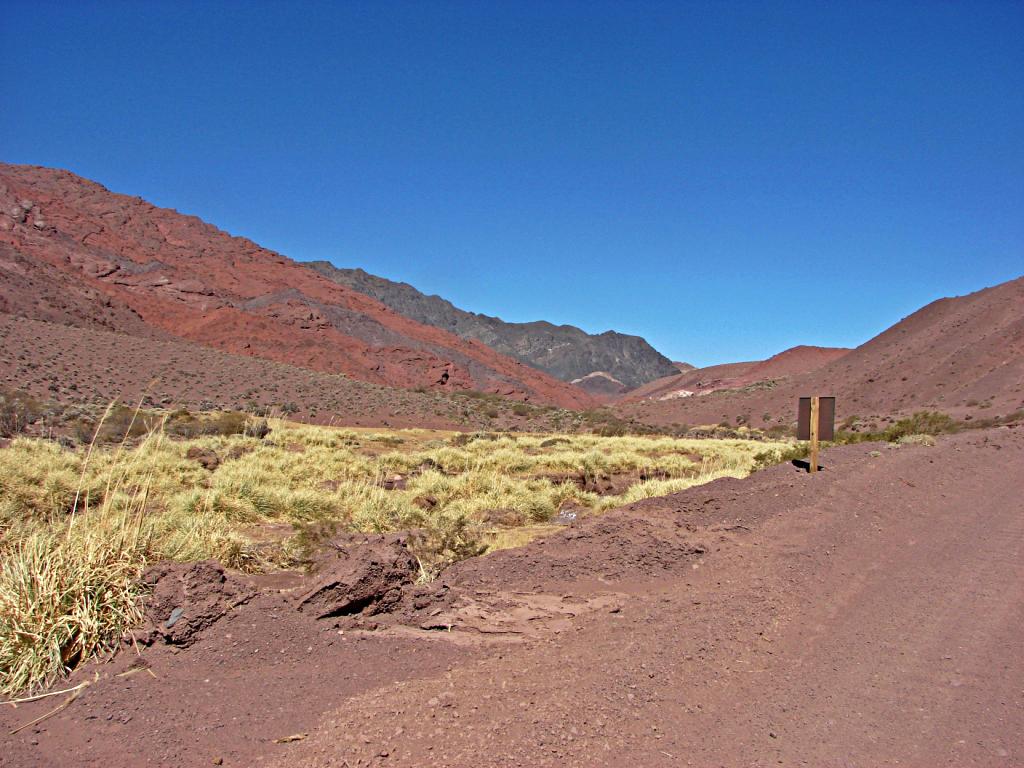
0, 417, 789, 694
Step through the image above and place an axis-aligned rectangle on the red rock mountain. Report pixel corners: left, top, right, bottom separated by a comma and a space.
0, 164, 594, 408
618, 277, 1024, 428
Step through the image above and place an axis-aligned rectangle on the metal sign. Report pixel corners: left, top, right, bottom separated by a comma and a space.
797, 396, 835, 441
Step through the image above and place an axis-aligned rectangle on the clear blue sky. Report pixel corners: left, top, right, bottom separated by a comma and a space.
3, 1, 1022, 366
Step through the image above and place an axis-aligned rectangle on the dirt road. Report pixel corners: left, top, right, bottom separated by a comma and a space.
4, 428, 1022, 767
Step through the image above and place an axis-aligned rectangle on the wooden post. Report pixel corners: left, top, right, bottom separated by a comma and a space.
809, 395, 820, 474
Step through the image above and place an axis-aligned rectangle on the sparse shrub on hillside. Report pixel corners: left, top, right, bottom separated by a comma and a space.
752, 443, 809, 470
749, 442, 811, 473
450, 431, 501, 447
831, 430, 868, 444
75, 403, 158, 444
540, 437, 570, 448
765, 424, 792, 439
831, 411, 963, 445
579, 408, 661, 437
242, 399, 272, 417
883, 411, 958, 441
365, 433, 403, 446
596, 422, 629, 437
148, 409, 262, 440
0, 390, 42, 437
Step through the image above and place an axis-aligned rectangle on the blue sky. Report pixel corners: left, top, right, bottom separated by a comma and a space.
2, 1, 1021, 366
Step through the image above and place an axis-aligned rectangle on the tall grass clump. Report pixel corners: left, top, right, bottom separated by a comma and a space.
0, 421, 156, 694
0, 511, 149, 694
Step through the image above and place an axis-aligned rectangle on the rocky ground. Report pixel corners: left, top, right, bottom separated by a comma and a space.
3, 426, 1021, 767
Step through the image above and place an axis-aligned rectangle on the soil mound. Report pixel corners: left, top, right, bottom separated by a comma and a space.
295, 533, 419, 619
137, 560, 255, 646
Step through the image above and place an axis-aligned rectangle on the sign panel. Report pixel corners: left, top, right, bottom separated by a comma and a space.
797, 396, 836, 441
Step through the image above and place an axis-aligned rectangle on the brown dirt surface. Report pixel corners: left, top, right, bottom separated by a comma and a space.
0, 164, 593, 409
3, 426, 1021, 767
619, 276, 1024, 428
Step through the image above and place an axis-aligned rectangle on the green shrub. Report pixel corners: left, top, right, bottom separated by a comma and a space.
883, 411, 958, 441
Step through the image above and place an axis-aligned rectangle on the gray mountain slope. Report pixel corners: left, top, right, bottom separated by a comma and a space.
306, 262, 678, 389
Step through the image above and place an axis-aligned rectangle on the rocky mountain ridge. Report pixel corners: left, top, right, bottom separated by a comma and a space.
306, 262, 679, 389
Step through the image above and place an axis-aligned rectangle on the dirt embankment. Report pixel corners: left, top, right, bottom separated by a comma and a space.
3, 426, 1022, 767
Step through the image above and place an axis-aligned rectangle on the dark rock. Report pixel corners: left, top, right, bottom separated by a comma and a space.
414, 495, 438, 510
377, 474, 406, 491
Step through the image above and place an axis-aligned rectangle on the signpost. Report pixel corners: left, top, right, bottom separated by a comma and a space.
798, 396, 835, 474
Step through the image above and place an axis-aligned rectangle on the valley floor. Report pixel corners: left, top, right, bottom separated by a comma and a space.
3, 427, 1022, 767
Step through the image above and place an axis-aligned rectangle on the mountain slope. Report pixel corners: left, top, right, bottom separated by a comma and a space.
306, 263, 679, 389
618, 277, 1024, 428
625, 346, 850, 403
0, 164, 593, 408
